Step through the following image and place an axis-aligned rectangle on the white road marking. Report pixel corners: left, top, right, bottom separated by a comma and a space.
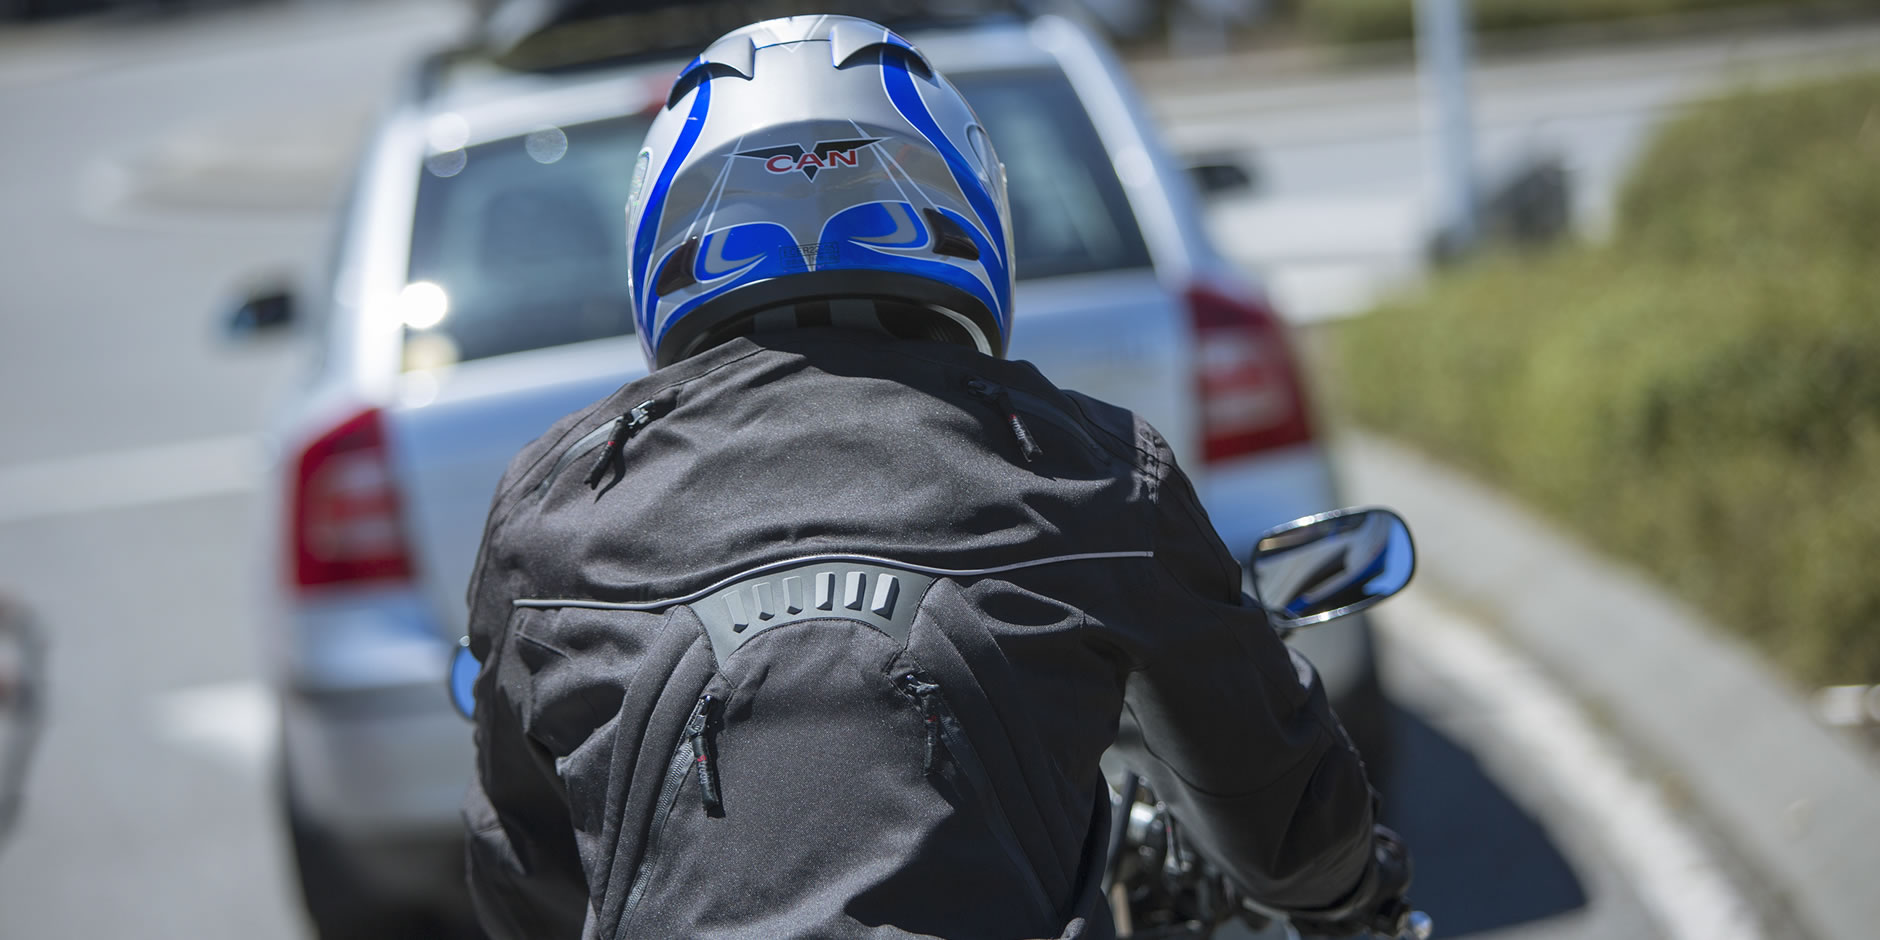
1377, 590, 1767, 940
154, 679, 278, 775
0, 435, 262, 526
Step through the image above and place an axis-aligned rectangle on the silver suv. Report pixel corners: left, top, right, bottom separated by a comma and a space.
232, 11, 1387, 935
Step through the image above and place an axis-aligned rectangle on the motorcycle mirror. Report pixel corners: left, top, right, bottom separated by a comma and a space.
1250, 507, 1416, 630
448, 638, 477, 720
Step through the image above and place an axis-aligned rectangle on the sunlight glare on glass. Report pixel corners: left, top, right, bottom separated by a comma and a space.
425, 112, 470, 153
399, 281, 450, 330
403, 331, 461, 372
425, 149, 467, 178
526, 126, 569, 164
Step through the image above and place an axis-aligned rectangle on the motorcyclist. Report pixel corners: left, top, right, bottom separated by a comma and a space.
461, 15, 1410, 939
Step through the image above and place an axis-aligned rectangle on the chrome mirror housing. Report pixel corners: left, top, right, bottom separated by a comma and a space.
1250, 507, 1416, 631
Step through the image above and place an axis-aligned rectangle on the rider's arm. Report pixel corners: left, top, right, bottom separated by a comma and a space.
459, 435, 594, 939
461, 603, 590, 939
1108, 440, 1379, 914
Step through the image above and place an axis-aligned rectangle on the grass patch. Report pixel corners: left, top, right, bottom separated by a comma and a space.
1331, 70, 1880, 685
1298, 0, 1879, 43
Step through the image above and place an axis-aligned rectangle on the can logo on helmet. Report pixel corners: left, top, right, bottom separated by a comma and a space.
735, 138, 883, 180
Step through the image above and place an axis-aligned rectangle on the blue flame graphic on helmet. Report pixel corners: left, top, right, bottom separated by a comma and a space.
823, 201, 929, 251
632, 72, 712, 340
879, 52, 1011, 333
820, 201, 1001, 319
648, 221, 799, 340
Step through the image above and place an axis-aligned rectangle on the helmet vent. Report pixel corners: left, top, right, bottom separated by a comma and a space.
830, 20, 932, 78
654, 237, 701, 295
922, 208, 980, 261
834, 44, 931, 80
667, 63, 746, 110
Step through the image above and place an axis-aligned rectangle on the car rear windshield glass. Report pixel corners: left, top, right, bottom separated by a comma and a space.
404, 69, 1151, 365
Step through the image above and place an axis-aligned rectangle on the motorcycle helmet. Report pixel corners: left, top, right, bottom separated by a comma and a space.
626, 15, 1014, 369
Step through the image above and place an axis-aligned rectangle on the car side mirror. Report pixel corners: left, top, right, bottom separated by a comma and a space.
224, 284, 296, 339
1185, 152, 1260, 197
1250, 507, 1415, 630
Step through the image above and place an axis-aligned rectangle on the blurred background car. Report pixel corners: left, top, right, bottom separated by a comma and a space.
0, 595, 44, 851
226, 0, 1388, 932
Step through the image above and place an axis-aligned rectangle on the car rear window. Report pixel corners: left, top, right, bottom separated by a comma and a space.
403, 68, 1151, 366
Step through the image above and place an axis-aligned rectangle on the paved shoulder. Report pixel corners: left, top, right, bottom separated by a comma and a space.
1337, 431, 1880, 940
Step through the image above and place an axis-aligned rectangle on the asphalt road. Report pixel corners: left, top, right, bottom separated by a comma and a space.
2, 3, 1865, 936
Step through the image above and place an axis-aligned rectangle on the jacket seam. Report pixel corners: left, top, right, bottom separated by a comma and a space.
1063, 391, 1158, 470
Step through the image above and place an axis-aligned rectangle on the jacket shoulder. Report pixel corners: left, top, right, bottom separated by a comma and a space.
1050, 384, 1176, 486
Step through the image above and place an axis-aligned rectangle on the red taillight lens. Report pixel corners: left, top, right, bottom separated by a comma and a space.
292, 408, 413, 590
1188, 286, 1314, 463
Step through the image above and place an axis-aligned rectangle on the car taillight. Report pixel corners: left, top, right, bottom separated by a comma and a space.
1188, 285, 1314, 464
291, 408, 413, 590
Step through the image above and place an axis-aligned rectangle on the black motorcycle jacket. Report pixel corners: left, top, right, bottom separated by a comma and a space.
461, 329, 1377, 940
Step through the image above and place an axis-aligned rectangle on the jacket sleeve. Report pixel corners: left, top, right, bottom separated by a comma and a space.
460, 444, 593, 939
1109, 437, 1378, 913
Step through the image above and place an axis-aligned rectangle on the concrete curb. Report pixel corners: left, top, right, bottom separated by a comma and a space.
1335, 431, 1880, 940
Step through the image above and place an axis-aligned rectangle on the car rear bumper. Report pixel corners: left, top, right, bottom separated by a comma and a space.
280, 681, 472, 839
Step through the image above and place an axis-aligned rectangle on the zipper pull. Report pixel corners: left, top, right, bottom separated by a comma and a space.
686, 693, 724, 817
582, 414, 629, 488
583, 398, 671, 489
896, 673, 944, 775
965, 378, 1044, 463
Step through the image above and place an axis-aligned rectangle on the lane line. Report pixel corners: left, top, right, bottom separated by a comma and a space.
1376, 589, 1767, 940
0, 435, 262, 526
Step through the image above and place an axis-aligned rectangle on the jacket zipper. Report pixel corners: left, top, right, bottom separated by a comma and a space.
965, 378, 1044, 463
898, 673, 944, 775
531, 395, 671, 498
619, 692, 720, 929
585, 398, 670, 489
1002, 385, 1104, 457
895, 672, 1059, 924
686, 694, 724, 816
532, 422, 615, 497
966, 377, 1109, 461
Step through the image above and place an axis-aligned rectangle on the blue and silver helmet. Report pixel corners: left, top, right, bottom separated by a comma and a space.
627, 16, 1014, 368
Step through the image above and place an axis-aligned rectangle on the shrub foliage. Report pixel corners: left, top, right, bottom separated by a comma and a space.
1300, 0, 1880, 43
1333, 71, 1880, 684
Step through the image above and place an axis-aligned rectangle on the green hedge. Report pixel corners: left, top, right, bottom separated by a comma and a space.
1332, 71, 1880, 685
1300, 0, 1879, 43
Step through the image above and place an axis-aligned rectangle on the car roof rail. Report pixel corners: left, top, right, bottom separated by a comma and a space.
408, 44, 482, 106
469, 0, 1046, 74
